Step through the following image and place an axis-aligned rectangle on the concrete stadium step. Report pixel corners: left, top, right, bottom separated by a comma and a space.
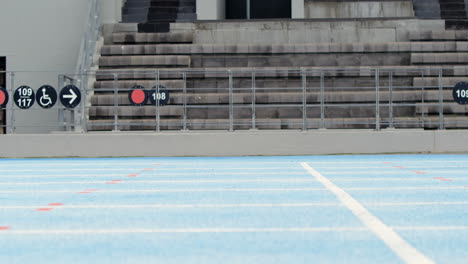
98, 55, 191, 68
89, 90, 449, 106
86, 116, 468, 131
147, 13, 196, 21
93, 76, 413, 93
112, 32, 193, 44
124, 0, 151, 9
412, 0, 440, 19
411, 52, 468, 64
191, 53, 410, 68
94, 66, 468, 81
100, 42, 468, 56
94, 80, 185, 89
445, 19, 468, 30
88, 105, 415, 119
123, 14, 148, 23
413, 76, 468, 87
88, 116, 468, 131
416, 102, 468, 114
138, 22, 171, 33
410, 30, 468, 40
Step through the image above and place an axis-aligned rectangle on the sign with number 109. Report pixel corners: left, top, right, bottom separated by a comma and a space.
14, 86, 35, 109
453, 82, 468, 105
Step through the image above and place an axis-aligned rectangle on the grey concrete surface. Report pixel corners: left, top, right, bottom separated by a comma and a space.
0, 130, 466, 158
305, 1, 414, 19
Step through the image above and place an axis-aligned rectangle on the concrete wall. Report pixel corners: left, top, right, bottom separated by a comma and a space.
305, 0, 414, 19
0, 0, 123, 134
172, 19, 445, 44
197, 0, 226, 20
0, 130, 467, 158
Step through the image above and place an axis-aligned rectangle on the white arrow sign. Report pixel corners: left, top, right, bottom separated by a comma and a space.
63, 89, 77, 104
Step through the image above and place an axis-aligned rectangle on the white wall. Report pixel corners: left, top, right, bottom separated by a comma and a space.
0, 0, 123, 133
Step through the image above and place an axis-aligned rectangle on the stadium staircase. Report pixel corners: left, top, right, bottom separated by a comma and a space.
87, 0, 468, 131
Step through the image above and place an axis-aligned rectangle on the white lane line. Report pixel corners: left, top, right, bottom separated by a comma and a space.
2, 226, 468, 235
300, 162, 434, 264
0, 186, 466, 194
0, 227, 368, 235
2, 201, 468, 210
316, 170, 468, 174
0, 161, 304, 167
345, 187, 464, 191
0, 172, 307, 178
0, 203, 341, 209
0, 188, 328, 194
0, 178, 315, 185
0, 160, 465, 168
0, 167, 303, 172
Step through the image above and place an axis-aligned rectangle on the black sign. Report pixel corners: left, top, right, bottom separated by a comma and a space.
14, 86, 35, 109
149, 85, 170, 106
60, 85, 81, 108
36, 85, 57, 109
128, 85, 148, 106
0, 87, 8, 108
453, 82, 468, 105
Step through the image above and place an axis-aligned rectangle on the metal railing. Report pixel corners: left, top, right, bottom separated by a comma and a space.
0, 67, 467, 133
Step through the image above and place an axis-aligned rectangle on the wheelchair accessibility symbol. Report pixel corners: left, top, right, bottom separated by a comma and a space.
36, 85, 57, 109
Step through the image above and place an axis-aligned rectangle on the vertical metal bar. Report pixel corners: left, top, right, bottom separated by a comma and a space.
320, 71, 325, 129
8, 72, 15, 134
113, 73, 119, 131
438, 68, 445, 129
156, 71, 160, 132
58, 75, 66, 131
421, 71, 425, 128
388, 71, 394, 128
182, 72, 187, 131
247, 0, 251, 19
252, 71, 256, 130
302, 69, 307, 131
375, 69, 381, 131
80, 72, 88, 133
229, 70, 234, 132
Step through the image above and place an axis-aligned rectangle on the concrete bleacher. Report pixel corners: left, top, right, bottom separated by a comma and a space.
87, 0, 468, 131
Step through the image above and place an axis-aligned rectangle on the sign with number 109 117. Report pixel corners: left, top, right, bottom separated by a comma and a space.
14, 86, 35, 109
453, 82, 468, 105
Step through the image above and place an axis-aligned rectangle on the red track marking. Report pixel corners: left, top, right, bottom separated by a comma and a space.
465, 186, 468, 188
412, 171, 427, 175
78, 189, 98, 194
143, 168, 154, 171
127, 174, 140, 177
433, 177, 453, 182
36, 208, 53, 212
0, 226, 10, 230
106, 180, 123, 184
392, 166, 406, 169
48, 203, 64, 207
383, 162, 392, 164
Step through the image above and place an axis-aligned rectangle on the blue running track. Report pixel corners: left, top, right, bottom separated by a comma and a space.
0, 154, 467, 263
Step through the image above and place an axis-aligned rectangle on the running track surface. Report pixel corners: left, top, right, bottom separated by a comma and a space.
0, 155, 467, 264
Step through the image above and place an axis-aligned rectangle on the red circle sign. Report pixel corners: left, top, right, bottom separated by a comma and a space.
131, 90, 146, 104
0, 88, 9, 108
0, 90, 5, 105
128, 85, 148, 106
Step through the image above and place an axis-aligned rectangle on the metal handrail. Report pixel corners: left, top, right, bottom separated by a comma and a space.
2, 66, 468, 133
